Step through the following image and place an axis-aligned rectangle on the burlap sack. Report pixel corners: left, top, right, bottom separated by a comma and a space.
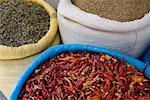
0, 34, 60, 97
0, 0, 58, 60
58, 0, 150, 58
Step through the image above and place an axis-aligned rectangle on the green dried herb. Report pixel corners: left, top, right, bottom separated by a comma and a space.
0, 0, 50, 47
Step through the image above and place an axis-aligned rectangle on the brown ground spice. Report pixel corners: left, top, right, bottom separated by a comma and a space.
0, 0, 50, 47
72, 0, 150, 22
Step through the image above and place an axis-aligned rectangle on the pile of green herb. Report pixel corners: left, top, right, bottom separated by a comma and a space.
0, 0, 50, 47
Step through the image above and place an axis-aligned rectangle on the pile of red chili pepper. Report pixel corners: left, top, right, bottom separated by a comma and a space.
19, 51, 150, 100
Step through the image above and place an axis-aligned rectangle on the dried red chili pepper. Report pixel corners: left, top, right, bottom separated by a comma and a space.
19, 51, 150, 100
75, 76, 85, 88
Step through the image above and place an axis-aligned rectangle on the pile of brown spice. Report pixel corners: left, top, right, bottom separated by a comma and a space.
72, 0, 150, 22
0, 0, 50, 47
19, 51, 150, 100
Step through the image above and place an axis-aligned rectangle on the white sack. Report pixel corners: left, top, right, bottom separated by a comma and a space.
58, 0, 150, 58
46, 0, 59, 9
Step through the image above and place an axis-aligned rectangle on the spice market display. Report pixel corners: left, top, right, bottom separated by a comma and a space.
0, 0, 150, 99
19, 51, 150, 100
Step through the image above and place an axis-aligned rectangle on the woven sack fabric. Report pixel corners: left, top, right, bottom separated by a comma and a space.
0, 0, 58, 60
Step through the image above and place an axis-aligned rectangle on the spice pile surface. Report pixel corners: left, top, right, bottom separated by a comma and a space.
72, 0, 150, 22
0, 0, 50, 47
19, 51, 150, 100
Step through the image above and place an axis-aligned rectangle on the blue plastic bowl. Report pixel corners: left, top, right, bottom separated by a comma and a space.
9, 44, 150, 100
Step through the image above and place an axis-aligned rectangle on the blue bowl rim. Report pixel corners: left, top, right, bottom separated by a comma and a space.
9, 44, 150, 100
